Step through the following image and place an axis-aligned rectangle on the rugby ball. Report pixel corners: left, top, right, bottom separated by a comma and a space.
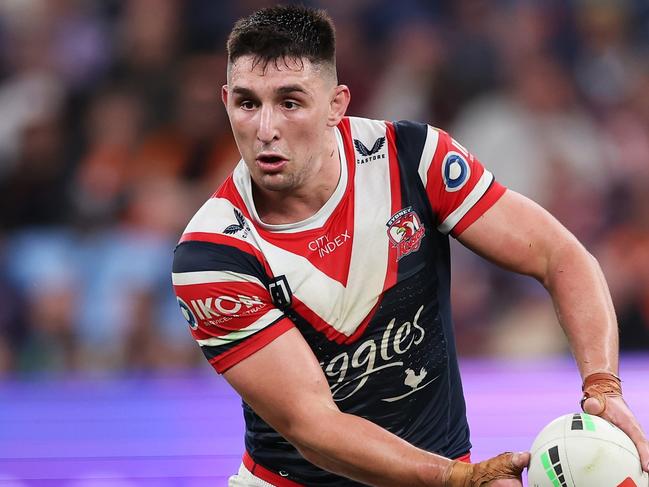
528, 413, 648, 486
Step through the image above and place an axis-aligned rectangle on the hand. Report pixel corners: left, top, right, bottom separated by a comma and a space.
581, 371, 649, 473
583, 395, 649, 473
443, 451, 530, 486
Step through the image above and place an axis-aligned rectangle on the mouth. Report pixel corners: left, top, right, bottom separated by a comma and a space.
256, 153, 288, 173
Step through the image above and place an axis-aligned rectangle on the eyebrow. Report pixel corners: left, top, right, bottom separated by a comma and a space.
231, 85, 310, 97
276, 85, 309, 96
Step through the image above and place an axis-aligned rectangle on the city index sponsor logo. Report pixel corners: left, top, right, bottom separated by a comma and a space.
307, 231, 351, 258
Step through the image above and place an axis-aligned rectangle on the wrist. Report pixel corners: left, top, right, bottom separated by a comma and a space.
581, 371, 623, 414
443, 452, 525, 486
582, 368, 620, 381
442, 460, 473, 487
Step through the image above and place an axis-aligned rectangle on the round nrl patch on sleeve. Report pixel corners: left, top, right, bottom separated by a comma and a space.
177, 297, 199, 330
442, 152, 470, 192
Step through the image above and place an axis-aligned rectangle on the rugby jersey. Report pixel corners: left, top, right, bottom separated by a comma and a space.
172, 116, 506, 485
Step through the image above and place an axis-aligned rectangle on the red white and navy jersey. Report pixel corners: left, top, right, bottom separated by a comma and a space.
172, 116, 506, 486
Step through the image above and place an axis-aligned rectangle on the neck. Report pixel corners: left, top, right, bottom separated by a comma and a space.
254, 130, 341, 225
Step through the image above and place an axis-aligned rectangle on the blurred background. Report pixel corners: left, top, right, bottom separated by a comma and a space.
0, 0, 647, 485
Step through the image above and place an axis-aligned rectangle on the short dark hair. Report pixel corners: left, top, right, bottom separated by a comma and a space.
227, 5, 336, 72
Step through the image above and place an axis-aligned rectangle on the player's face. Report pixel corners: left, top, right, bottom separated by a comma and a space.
223, 56, 347, 194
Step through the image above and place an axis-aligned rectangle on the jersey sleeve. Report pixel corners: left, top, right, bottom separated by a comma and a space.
420, 127, 506, 236
172, 239, 294, 374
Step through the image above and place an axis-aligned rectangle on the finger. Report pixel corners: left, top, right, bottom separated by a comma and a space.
604, 401, 649, 473
640, 446, 649, 473
485, 481, 523, 487
621, 421, 649, 473
622, 422, 649, 472
484, 476, 525, 487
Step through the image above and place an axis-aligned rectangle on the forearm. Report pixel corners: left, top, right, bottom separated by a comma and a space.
458, 191, 619, 379
540, 239, 618, 378
288, 407, 451, 487
294, 412, 526, 487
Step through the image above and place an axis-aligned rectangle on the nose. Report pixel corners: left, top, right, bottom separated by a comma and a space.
257, 105, 279, 144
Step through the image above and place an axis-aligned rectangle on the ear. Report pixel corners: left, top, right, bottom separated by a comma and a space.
327, 84, 351, 127
221, 85, 229, 108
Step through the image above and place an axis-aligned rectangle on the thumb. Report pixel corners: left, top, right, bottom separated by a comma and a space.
511, 452, 530, 470
583, 397, 605, 415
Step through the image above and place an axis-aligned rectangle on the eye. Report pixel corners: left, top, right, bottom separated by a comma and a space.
239, 100, 256, 110
282, 100, 299, 110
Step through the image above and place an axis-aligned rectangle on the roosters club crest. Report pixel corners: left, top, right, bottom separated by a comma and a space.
386, 207, 425, 260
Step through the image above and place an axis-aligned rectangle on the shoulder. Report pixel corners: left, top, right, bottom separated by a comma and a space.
174, 174, 267, 277
346, 117, 448, 162
178, 170, 255, 245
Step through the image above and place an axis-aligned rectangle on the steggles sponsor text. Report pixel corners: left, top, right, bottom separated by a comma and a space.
321, 305, 426, 402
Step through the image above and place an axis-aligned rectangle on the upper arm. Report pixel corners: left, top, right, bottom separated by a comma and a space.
411, 126, 585, 283
172, 239, 294, 373
457, 189, 584, 281
172, 238, 337, 447
223, 326, 338, 446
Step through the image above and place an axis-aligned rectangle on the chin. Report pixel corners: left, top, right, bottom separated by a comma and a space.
258, 174, 294, 192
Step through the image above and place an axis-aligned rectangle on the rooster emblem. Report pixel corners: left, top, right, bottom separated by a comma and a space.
386, 207, 426, 260
382, 368, 439, 403
404, 368, 428, 389
388, 214, 420, 243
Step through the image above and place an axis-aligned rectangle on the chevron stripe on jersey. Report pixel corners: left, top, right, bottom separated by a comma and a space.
223, 117, 398, 343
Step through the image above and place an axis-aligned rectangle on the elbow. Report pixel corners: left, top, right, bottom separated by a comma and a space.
539, 239, 599, 289
289, 410, 344, 474
282, 423, 312, 453
280, 403, 339, 454
295, 444, 322, 466
586, 249, 601, 268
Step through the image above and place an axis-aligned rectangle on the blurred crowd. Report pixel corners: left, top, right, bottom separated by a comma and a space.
0, 0, 648, 375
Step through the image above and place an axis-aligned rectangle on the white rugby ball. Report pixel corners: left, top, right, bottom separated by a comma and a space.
528, 412, 648, 486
